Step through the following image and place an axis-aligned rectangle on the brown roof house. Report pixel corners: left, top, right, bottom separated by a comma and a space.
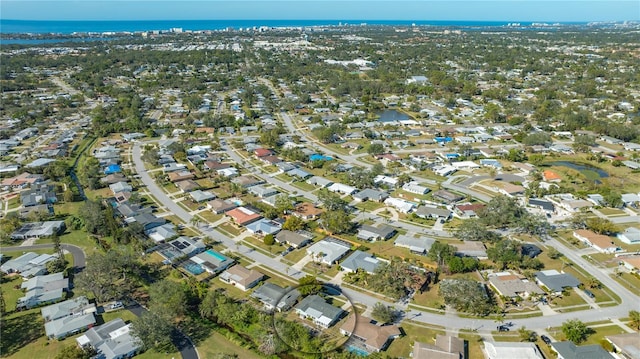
226, 207, 262, 226
293, 203, 323, 220
219, 265, 264, 291
168, 170, 195, 182
340, 315, 401, 353
412, 335, 467, 359
573, 230, 621, 254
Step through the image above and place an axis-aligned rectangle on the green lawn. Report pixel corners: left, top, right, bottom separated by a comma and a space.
291, 181, 316, 192
53, 201, 83, 216
549, 289, 587, 308
196, 331, 263, 359
282, 247, 309, 264
218, 222, 243, 236
457, 333, 484, 359
385, 322, 445, 358
411, 284, 444, 310
613, 272, 640, 295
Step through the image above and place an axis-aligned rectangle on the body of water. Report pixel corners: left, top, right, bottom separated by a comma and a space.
0, 37, 119, 45
0, 19, 587, 34
547, 161, 609, 183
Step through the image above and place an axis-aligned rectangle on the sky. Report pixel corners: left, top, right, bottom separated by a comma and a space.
1, 0, 639, 22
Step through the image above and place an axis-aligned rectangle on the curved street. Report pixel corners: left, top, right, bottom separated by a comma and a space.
2, 243, 86, 270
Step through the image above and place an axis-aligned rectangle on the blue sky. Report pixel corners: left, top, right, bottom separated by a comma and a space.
1, 1, 639, 21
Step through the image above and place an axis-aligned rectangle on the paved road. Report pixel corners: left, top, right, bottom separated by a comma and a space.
127, 303, 199, 359
2, 243, 86, 270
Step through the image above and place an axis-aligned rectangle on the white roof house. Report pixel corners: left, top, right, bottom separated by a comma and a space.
76, 318, 141, 359
402, 182, 431, 195
484, 341, 545, 359
384, 197, 416, 213
327, 182, 358, 195
618, 227, 640, 245
306, 237, 351, 265
394, 235, 435, 254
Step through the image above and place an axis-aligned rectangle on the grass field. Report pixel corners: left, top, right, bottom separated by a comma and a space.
385, 322, 445, 358
196, 331, 263, 359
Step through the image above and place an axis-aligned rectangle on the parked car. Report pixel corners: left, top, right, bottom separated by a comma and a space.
497, 325, 509, 332
109, 301, 124, 310
584, 289, 595, 298
541, 335, 552, 345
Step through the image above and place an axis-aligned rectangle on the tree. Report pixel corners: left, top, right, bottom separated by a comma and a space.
263, 234, 275, 245
478, 195, 527, 229
63, 188, 74, 202
77, 157, 102, 190
282, 215, 305, 231
131, 310, 175, 352
487, 240, 522, 270
585, 217, 619, 235
260, 128, 280, 148
585, 277, 602, 289
629, 310, 640, 330
275, 195, 294, 215
79, 199, 107, 236
148, 279, 188, 319
439, 279, 494, 316
75, 250, 140, 303
316, 188, 347, 211
427, 241, 456, 266
561, 319, 591, 344
518, 326, 537, 342
457, 218, 501, 242
298, 275, 322, 296
547, 247, 563, 259
367, 143, 385, 156
321, 209, 353, 234
371, 302, 397, 324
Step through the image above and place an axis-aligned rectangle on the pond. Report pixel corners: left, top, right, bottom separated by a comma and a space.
377, 110, 411, 123
547, 161, 609, 183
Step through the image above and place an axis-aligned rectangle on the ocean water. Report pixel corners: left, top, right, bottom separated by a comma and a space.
0, 19, 552, 34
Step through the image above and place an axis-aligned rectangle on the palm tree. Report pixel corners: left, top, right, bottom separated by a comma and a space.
629, 310, 640, 330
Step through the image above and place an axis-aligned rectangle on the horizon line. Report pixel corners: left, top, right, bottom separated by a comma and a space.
2, 18, 635, 23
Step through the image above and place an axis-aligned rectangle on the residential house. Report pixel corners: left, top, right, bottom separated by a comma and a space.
254, 148, 274, 158
402, 182, 431, 195
328, 183, 358, 195
189, 190, 215, 202
414, 206, 452, 220
534, 270, 581, 295
620, 255, 640, 273
1, 252, 57, 277
293, 203, 323, 220
232, 175, 265, 188
306, 237, 352, 265
484, 342, 545, 359
45, 313, 96, 340
550, 341, 615, 359
543, 170, 562, 183
162, 162, 187, 173
21, 183, 57, 207
41, 296, 96, 322
145, 223, 177, 243
573, 230, 621, 254
109, 181, 133, 194
498, 183, 526, 197
275, 230, 313, 248
353, 189, 389, 202
251, 283, 300, 312
394, 235, 435, 254
357, 224, 397, 241
286, 168, 312, 179
246, 218, 282, 236
174, 179, 200, 193
207, 199, 238, 214
432, 190, 464, 204
166, 236, 206, 257
384, 197, 416, 213
374, 175, 399, 187
188, 250, 234, 275
295, 295, 344, 329
605, 333, 640, 359
19, 204, 53, 219
617, 227, 640, 245
621, 193, 640, 206
76, 318, 141, 359
17, 272, 69, 309
528, 198, 555, 213
454, 241, 488, 259
226, 207, 262, 226
412, 335, 467, 359
454, 204, 485, 218
1, 172, 43, 189
100, 173, 129, 185
217, 167, 239, 178
168, 170, 195, 182
340, 315, 401, 353
10, 221, 66, 240
340, 251, 382, 274
219, 265, 264, 291
115, 203, 151, 219
488, 272, 544, 299
307, 176, 334, 188
132, 213, 166, 232
248, 185, 279, 198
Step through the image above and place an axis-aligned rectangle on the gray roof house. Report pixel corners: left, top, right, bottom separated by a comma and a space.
340, 251, 382, 274
248, 185, 279, 198
402, 182, 431, 195
189, 189, 216, 203
245, 218, 282, 236
146, 223, 177, 243
45, 313, 96, 340
307, 176, 334, 188
432, 190, 464, 203
41, 296, 97, 322
251, 283, 300, 312
21, 183, 57, 207
207, 198, 238, 214
414, 206, 452, 219
133, 213, 166, 231
353, 189, 389, 202
550, 341, 615, 359
287, 168, 312, 179
10, 221, 66, 240
307, 237, 352, 265
357, 224, 397, 241
275, 230, 313, 248
1, 252, 57, 277
295, 294, 345, 328
534, 270, 581, 295
76, 318, 141, 359
394, 235, 435, 254
109, 181, 133, 194
18, 272, 69, 309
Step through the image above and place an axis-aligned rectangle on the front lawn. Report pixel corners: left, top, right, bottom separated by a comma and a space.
196, 331, 263, 359
386, 323, 445, 358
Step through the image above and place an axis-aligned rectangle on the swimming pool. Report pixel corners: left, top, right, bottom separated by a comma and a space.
347, 345, 369, 356
183, 262, 205, 275
205, 249, 227, 262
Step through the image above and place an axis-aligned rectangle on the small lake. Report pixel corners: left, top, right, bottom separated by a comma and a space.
377, 110, 411, 123
547, 161, 609, 183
